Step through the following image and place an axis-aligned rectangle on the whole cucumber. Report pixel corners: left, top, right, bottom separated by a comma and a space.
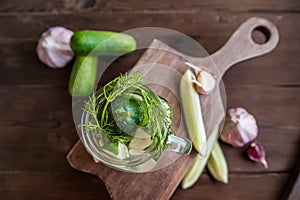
69, 56, 98, 97
70, 31, 136, 56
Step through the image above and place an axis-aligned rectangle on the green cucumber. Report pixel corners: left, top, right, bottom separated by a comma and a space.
69, 56, 98, 97
70, 31, 136, 56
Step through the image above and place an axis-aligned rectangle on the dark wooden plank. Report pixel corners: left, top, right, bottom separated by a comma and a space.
0, 131, 78, 172
0, 124, 298, 173
0, 85, 77, 172
0, 41, 73, 86
104, 0, 300, 12
67, 141, 197, 200
0, 0, 104, 12
226, 86, 300, 127
0, 40, 139, 86
0, 4, 298, 199
220, 141, 299, 173
1, 118, 297, 173
172, 173, 290, 200
0, 40, 299, 86
223, 85, 300, 173
0, 85, 298, 173
288, 174, 300, 200
0, 172, 110, 200
66, 139, 295, 200
0, 0, 299, 12
0, 85, 72, 128
0, 172, 289, 200
65, 36, 298, 199
0, 12, 299, 44
281, 150, 300, 199
0, 0, 64, 12
0, 13, 299, 86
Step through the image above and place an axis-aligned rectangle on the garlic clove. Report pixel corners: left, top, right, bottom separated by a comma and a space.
220, 119, 245, 147
195, 70, 216, 95
221, 107, 258, 147
247, 141, 268, 168
36, 26, 74, 69
185, 62, 216, 95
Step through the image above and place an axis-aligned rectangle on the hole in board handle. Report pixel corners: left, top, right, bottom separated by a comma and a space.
251, 26, 271, 45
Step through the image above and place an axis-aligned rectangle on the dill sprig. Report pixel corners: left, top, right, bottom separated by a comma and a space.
80, 73, 172, 152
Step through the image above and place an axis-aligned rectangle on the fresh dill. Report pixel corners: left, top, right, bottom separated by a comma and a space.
80, 73, 172, 153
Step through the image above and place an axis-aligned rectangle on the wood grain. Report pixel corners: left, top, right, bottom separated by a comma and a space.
172, 173, 290, 200
66, 17, 283, 198
0, 12, 298, 43
0, 0, 299, 12
0, 0, 299, 199
67, 40, 200, 200
0, 172, 290, 200
1, 41, 299, 86
288, 173, 300, 200
0, 172, 110, 200
0, 13, 299, 86
68, 141, 196, 200
0, 85, 298, 173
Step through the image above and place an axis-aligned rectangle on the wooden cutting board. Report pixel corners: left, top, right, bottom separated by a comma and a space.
67, 17, 279, 200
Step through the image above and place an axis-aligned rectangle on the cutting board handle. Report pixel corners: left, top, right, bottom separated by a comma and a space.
211, 17, 279, 76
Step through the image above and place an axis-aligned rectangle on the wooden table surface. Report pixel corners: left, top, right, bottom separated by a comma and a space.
0, 1, 299, 199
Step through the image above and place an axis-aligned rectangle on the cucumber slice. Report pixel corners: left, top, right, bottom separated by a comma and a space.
181, 154, 210, 189
129, 128, 152, 155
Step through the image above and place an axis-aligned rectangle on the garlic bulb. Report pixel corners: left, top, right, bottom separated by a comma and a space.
36, 26, 74, 68
220, 107, 258, 147
185, 62, 216, 95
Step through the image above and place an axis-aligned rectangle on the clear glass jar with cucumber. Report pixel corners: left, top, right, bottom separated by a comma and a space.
69, 30, 192, 172
80, 74, 192, 172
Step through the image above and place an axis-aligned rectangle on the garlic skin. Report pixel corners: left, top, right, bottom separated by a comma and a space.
221, 107, 258, 147
36, 26, 74, 68
185, 62, 216, 95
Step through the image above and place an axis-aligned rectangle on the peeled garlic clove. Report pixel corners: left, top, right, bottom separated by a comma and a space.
195, 70, 216, 95
221, 107, 258, 147
247, 141, 268, 168
185, 62, 216, 95
36, 26, 74, 68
